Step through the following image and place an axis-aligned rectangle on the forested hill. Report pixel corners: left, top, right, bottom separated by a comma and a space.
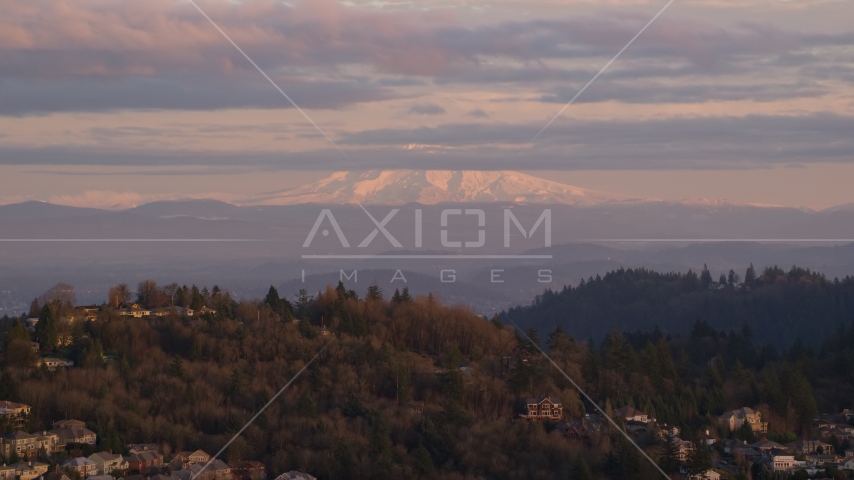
503, 265, 854, 347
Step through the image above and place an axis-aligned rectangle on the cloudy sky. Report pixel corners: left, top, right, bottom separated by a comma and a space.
1, 0, 852, 209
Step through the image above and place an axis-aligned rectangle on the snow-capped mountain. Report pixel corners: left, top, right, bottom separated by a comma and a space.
247, 170, 637, 205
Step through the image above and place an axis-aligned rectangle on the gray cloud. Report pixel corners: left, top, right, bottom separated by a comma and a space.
3, 113, 852, 171
1, 1, 852, 115
408, 102, 446, 115
0, 73, 401, 115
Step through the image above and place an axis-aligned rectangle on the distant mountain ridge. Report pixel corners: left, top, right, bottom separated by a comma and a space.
245, 170, 639, 206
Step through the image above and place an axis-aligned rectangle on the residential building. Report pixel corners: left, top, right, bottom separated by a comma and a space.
751, 440, 788, 452
53, 419, 86, 429
170, 450, 211, 470
688, 470, 721, 480
273, 472, 316, 480
657, 424, 680, 439
50, 424, 96, 445
125, 444, 158, 455
793, 440, 834, 455
62, 457, 99, 477
90, 451, 130, 474
519, 397, 563, 421
763, 449, 794, 472
181, 459, 231, 480
124, 452, 164, 474
89, 475, 116, 480
1, 431, 40, 458
718, 407, 768, 433
673, 437, 694, 461
699, 429, 718, 446
0, 464, 15, 480
0, 401, 31, 430
35, 430, 64, 454
37, 358, 74, 370
116, 308, 152, 318
554, 417, 603, 440
151, 307, 194, 317
9, 462, 49, 480
613, 406, 649, 423
229, 461, 266, 480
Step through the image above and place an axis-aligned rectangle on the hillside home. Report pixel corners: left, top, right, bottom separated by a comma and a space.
62, 457, 99, 477
688, 470, 721, 480
50, 424, 96, 445
794, 439, 834, 455
0, 465, 15, 480
53, 419, 86, 429
124, 452, 164, 474
0, 401, 31, 430
90, 451, 129, 474
719, 407, 768, 433
181, 459, 231, 480
125, 444, 158, 455
613, 406, 649, 423
170, 450, 210, 470
1, 431, 39, 458
9, 462, 49, 480
519, 397, 563, 421
229, 460, 266, 480
273, 472, 316, 480
37, 358, 74, 370
763, 449, 794, 472
673, 438, 694, 461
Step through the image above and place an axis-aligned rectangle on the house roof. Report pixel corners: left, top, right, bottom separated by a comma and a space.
614, 406, 647, 417
185, 459, 230, 475
125, 452, 162, 462
722, 407, 757, 419
274, 472, 317, 480
751, 440, 787, 450
3, 430, 38, 441
62, 457, 96, 468
0, 401, 28, 410
90, 452, 124, 463
524, 397, 561, 405
9, 462, 47, 473
53, 419, 86, 428
174, 450, 209, 459
50, 425, 96, 441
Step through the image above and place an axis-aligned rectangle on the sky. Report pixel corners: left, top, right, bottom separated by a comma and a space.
1, 0, 852, 209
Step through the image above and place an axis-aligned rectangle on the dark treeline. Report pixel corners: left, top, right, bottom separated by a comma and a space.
504, 264, 854, 347
3, 277, 854, 479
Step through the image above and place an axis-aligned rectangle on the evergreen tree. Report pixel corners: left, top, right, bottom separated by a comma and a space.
28, 299, 40, 318
34, 304, 58, 350
745, 263, 757, 287
573, 455, 593, 480
412, 444, 434, 475
659, 434, 680, 473
366, 285, 383, 301
700, 264, 713, 287
686, 438, 712, 474
3, 319, 30, 349
0, 369, 17, 400
728, 269, 739, 287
